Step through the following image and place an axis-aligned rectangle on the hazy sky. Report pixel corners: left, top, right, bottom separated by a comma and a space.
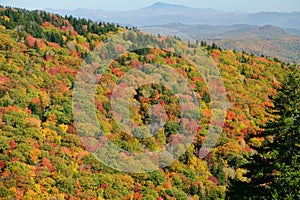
1, 0, 300, 12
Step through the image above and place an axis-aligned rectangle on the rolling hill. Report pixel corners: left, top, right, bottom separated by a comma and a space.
0, 6, 299, 200
142, 23, 300, 63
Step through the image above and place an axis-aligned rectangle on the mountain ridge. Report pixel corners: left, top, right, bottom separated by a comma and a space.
45, 2, 300, 29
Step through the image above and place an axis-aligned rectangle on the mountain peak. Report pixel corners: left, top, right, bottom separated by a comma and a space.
150, 2, 188, 8
152, 2, 173, 7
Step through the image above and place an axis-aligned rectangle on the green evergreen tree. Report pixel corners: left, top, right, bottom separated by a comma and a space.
227, 65, 300, 199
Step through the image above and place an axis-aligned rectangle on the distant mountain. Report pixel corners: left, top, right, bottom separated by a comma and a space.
142, 23, 300, 63
144, 23, 293, 39
45, 8, 109, 21
46, 2, 300, 30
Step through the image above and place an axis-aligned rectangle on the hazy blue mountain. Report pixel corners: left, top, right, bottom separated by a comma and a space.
145, 23, 294, 39
242, 11, 300, 29
45, 8, 109, 21
46, 2, 300, 29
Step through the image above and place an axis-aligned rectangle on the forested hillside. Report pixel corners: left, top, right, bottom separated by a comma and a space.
0, 6, 298, 199
143, 23, 300, 64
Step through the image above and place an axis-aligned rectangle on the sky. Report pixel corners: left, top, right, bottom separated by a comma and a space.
1, 0, 300, 13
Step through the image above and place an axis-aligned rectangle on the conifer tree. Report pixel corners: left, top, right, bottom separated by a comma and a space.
228, 65, 300, 199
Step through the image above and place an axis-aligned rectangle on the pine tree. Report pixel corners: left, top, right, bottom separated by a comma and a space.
227, 65, 300, 199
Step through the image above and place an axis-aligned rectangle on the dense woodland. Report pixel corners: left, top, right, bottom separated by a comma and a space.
0, 6, 299, 199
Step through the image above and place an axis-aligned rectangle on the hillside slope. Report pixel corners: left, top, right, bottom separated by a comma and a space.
0, 7, 290, 199
142, 23, 300, 63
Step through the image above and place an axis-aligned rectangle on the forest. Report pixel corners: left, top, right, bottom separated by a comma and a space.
0, 6, 299, 199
